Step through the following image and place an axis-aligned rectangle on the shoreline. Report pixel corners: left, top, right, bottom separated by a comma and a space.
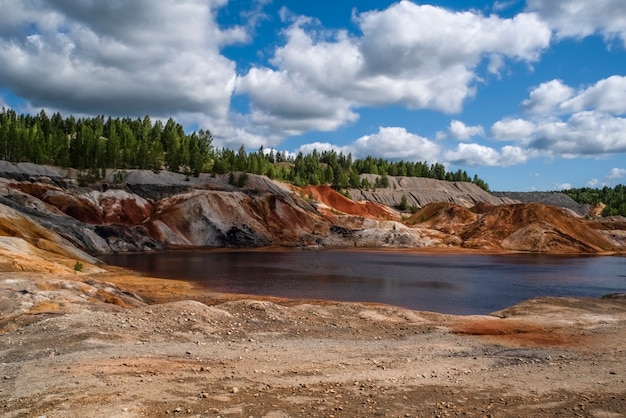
103, 243, 626, 257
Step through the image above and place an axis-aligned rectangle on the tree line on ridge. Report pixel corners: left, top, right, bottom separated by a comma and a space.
3, 108, 625, 216
563, 185, 626, 217
0, 108, 490, 192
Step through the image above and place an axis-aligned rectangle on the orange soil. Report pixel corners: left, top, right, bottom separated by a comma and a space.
303, 185, 398, 219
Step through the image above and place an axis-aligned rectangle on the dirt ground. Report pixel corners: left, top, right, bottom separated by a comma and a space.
1, 260, 626, 418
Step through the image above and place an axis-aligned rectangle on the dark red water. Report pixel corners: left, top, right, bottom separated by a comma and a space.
102, 250, 626, 314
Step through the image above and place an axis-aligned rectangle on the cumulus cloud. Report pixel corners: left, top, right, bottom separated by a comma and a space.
523, 76, 626, 116
5, 0, 623, 171
493, 1, 520, 12
491, 118, 537, 142
350, 127, 441, 161
295, 125, 537, 169
526, 0, 626, 45
235, 66, 359, 137
522, 79, 574, 114
491, 75, 626, 157
531, 112, 626, 155
236, 2, 551, 138
449, 120, 485, 141
560, 76, 626, 115
607, 168, 626, 179
0, 0, 245, 121
443, 143, 530, 166
509, 111, 626, 156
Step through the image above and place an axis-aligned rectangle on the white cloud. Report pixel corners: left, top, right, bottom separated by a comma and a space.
531, 111, 626, 156
527, 0, 626, 45
0, 0, 245, 122
350, 127, 441, 161
523, 76, 626, 116
560, 76, 626, 115
493, 1, 520, 12
184, 110, 279, 150
490, 118, 537, 142
357, 4, 550, 68
293, 125, 538, 169
443, 143, 530, 166
487, 53, 506, 76
296, 142, 349, 156
555, 183, 573, 190
235, 67, 359, 137
491, 75, 626, 158
236, 2, 551, 139
522, 79, 574, 114
449, 120, 485, 141
607, 168, 626, 179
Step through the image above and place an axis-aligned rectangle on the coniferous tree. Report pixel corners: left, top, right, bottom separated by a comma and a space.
0, 108, 496, 193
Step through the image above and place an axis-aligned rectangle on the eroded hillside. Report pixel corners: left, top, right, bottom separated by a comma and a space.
407, 202, 621, 252
0, 162, 623, 254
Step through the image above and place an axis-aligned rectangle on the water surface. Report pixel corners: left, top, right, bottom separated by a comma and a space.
102, 250, 626, 315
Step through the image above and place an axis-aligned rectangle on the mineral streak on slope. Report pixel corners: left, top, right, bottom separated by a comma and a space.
302, 185, 400, 219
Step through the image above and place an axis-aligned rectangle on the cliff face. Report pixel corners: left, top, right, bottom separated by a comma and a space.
0, 162, 622, 255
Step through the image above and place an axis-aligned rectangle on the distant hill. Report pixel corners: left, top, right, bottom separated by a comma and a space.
492, 191, 590, 217
349, 174, 516, 209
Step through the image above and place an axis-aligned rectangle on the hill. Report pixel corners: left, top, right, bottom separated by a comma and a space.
492, 191, 590, 217
406, 202, 618, 253
0, 161, 622, 254
349, 174, 516, 209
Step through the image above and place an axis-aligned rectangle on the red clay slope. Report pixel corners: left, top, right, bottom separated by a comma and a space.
303, 186, 399, 220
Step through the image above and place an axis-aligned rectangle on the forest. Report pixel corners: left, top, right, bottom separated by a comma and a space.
563, 185, 626, 217
0, 108, 489, 191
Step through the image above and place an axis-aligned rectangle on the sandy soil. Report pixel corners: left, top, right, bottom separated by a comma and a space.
1, 256, 625, 418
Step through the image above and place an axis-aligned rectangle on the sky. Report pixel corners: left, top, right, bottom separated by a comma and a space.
1, 1, 625, 191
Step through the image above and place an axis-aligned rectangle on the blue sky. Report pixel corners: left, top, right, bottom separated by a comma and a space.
1, 1, 625, 191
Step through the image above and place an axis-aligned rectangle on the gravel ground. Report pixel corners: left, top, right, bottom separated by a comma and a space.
1, 266, 625, 418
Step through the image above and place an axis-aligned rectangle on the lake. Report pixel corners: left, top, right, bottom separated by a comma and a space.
102, 250, 626, 315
